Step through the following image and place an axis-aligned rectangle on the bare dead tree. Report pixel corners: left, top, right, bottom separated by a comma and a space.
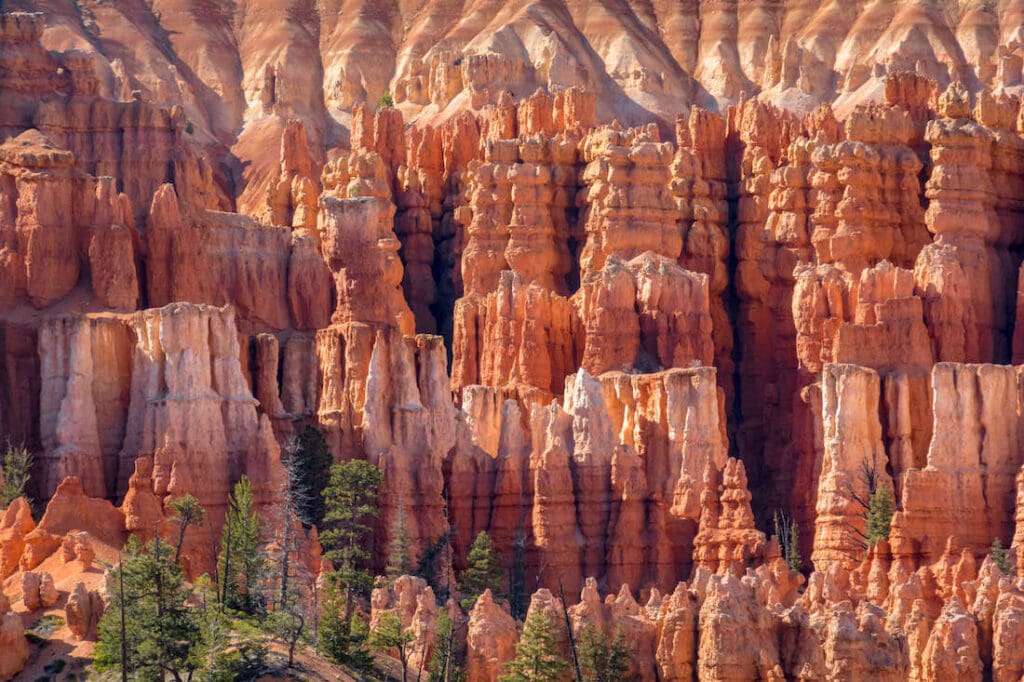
557, 577, 583, 682
840, 458, 883, 556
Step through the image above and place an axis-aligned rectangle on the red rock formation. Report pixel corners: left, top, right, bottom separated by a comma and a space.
451, 111, 587, 396
65, 581, 104, 641
29, 476, 125, 563
0, 590, 28, 680
0, 499, 34, 578
452, 270, 579, 399
465, 589, 517, 682
692, 458, 767, 575
673, 108, 734, 411
914, 82, 1010, 363
573, 127, 714, 378
1015, 467, 1024, 578
654, 583, 699, 680
147, 186, 296, 332
452, 365, 729, 595
370, 576, 439, 671
38, 314, 134, 499
29, 303, 296, 579
892, 363, 1024, 565
21, 570, 58, 611
13, 3, 1024, 678
0, 130, 139, 311
319, 193, 414, 335
812, 364, 892, 571
365, 331, 454, 571
921, 597, 983, 681
697, 573, 785, 680
992, 583, 1024, 681
730, 98, 810, 529
454, 115, 715, 399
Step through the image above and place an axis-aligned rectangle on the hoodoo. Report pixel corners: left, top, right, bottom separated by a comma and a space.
3, 2, 1024, 679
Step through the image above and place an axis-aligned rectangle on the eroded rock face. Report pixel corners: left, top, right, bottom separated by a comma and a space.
31, 304, 296, 578
21, 570, 57, 611
146, 185, 300, 333
812, 364, 892, 571
0, 590, 28, 681
65, 581, 104, 641
0, 130, 139, 311
11, 4, 1024, 680
370, 576, 439, 671
465, 589, 518, 682
892, 363, 1024, 566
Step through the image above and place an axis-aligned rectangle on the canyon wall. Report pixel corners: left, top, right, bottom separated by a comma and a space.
6, 3, 1024, 678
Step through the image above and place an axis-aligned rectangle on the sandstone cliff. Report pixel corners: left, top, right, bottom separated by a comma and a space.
6, 3, 1024, 679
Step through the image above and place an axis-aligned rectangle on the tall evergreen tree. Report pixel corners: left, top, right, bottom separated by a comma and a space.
386, 505, 414, 580
428, 610, 465, 682
318, 575, 350, 663
218, 476, 265, 614
788, 521, 801, 572
865, 482, 894, 546
369, 611, 416, 682
320, 460, 383, 586
192, 574, 265, 682
319, 574, 374, 671
283, 425, 333, 529
460, 531, 504, 610
500, 610, 566, 682
319, 460, 383, 661
268, 600, 305, 669
509, 525, 528, 620
991, 537, 1014, 576
168, 493, 204, 565
577, 625, 631, 682
0, 442, 33, 509
95, 536, 201, 682
416, 529, 455, 601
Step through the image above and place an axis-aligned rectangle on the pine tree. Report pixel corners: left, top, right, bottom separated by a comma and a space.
318, 576, 350, 663
197, 605, 233, 681
386, 505, 414, 580
168, 493, 204, 565
318, 574, 373, 671
500, 610, 567, 682
991, 537, 1014, 576
509, 525, 528, 620
267, 600, 305, 668
369, 611, 416, 682
417, 530, 455, 601
347, 611, 376, 673
320, 459, 383, 588
772, 510, 802, 572
428, 610, 465, 682
270, 488, 305, 657
218, 476, 265, 614
577, 625, 631, 682
194, 575, 243, 682
319, 460, 382, 661
95, 536, 201, 682
787, 520, 801, 572
0, 442, 33, 509
865, 483, 894, 546
460, 531, 504, 610
283, 425, 332, 529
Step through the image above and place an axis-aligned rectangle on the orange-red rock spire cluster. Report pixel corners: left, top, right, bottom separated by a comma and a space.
7, 2, 1024, 677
